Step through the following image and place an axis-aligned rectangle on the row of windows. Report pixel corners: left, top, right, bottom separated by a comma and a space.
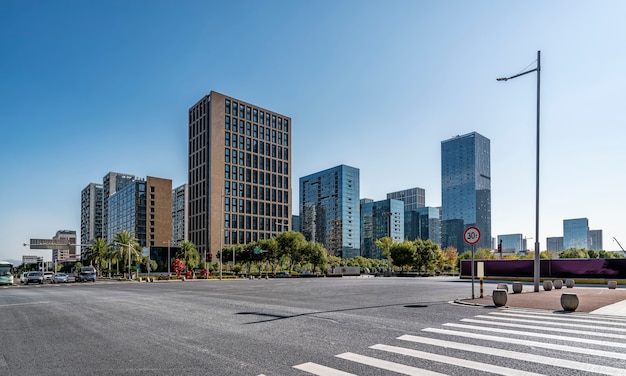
225, 230, 286, 245
225, 151, 288, 173
225, 130, 288, 152
224, 213, 290, 230
224, 99, 289, 133
224, 182, 288, 202
225, 116, 288, 146
224, 167, 288, 188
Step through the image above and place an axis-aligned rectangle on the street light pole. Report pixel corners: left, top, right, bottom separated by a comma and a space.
498, 50, 541, 292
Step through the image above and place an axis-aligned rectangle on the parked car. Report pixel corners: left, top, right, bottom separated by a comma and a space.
25, 271, 44, 285
52, 273, 69, 283
20, 272, 29, 284
76, 266, 97, 282
43, 271, 54, 282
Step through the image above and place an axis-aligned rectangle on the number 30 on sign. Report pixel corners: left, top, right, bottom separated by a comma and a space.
463, 226, 481, 245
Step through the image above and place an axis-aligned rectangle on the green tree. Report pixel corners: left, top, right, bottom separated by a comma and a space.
303, 241, 328, 273
90, 238, 110, 276
375, 236, 395, 270
176, 241, 200, 272
276, 231, 307, 272
414, 239, 440, 274
112, 230, 141, 278
559, 248, 588, 258
390, 240, 416, 271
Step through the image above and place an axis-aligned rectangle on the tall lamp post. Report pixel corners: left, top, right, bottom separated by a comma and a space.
497, 50, 541, 292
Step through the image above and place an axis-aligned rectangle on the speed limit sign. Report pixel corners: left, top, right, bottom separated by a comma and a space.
464, 226, 481, 245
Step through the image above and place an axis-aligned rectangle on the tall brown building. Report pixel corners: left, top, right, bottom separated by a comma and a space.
146, 176, 173, 247
188, 91, 292, 261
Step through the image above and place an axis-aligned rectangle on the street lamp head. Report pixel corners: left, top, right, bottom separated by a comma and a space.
496, 77, 509, 81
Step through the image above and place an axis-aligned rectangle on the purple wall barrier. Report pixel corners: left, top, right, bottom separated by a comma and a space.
461, 258, 626, 279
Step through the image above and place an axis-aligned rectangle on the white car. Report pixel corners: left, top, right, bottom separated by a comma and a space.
43, 271, 54, 282
20, 272, 29, 284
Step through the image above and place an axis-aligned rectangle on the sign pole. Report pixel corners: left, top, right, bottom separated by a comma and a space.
471, 244, 475, 299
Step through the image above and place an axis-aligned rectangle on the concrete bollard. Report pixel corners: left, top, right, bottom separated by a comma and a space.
512, 281, 523, 294
565, 279, 575, 288
492, 289, 508, 307
496, 283, 509, 292
182, 276, 186, 281
553, 280, 563, 289
561, 293, 579, 311
608, 281, 618, 289
543, 280, 553, 291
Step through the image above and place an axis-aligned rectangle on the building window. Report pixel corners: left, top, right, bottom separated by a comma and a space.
225, 116, 230, 130
246, 106, 251, 120
225, 99, 230, 114
232, 102, 238, 117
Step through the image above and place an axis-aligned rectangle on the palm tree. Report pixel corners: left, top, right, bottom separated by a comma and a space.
112, 230, 141, 279
90, 238, 110, 276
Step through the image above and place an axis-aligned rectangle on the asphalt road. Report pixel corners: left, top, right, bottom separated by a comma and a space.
3, 277, 625, 375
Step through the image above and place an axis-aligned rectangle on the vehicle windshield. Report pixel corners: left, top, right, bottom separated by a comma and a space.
29, 272, 42, 276
0, 266, 12, 276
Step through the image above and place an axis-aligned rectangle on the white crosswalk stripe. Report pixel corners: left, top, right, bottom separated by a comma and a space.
291, 308, 626, 375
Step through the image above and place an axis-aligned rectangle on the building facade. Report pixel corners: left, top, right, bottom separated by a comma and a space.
188, 91, 292, 261
497, 233, 523, 255
52, 230, 77, 264
589, 229, 603, 251
80, 183, 103, 259
102, 171, 135, 241
546, 236, 564, 253
405, 207, 441, 246
300, 165, 360, 258
360, 199, 404, 259
387, 187, 425, 211
441, 132, 491, 252
563, 218, 589, 250
172, 184, 189, 245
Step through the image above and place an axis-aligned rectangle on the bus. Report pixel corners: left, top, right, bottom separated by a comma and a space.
0, 261, 14, 285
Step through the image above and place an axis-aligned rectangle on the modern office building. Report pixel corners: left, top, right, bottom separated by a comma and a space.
102, 171, 135, 241
497, 233, 523, 255
589, 229, 603, 251
563, 218, 590, 250
107, 176, 172, 248
360, 199, 404, 259
52, 230, 77, 264
546, 236, 564, 253
291, 215, 301, 233
300, 164, 360, 258
441, 132, 491, 252
188, 91, 292, 261
80, 183, 103, 259
387, 187, 425, 211
405, 207, 441, 246
172, 184, 188, 245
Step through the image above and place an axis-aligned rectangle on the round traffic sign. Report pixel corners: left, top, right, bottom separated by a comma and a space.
464, 226, 481, 245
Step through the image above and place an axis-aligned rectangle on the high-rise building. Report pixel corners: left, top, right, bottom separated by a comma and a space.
405, 207, 441, 246
441, 132, 491, 252
497, 233, 523, 255
172, 184, 188, 245
589, 229, 603, 251
387, 187, 425, 211
52, 230, 77, 264
80, 183, 103, 259
107, 176, 172, 248
102, 171, 135, 240
546, 236, 564, 253
563, 218, 589, 250
360, 199, 404, 259
300, 165, 360, 258
188, 91, 292, 261
291, 215, 301, 233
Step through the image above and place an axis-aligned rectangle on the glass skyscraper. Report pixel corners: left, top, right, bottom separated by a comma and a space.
441, 132, 491, 252
360, 199, 404, 259
300, 165, 360, 258
563, 218, 589, 250
405, 207, 441, 246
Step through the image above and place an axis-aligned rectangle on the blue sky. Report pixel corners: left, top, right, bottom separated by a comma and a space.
2, 1, 625, 262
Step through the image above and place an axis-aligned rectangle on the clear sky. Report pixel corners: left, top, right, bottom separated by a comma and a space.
2, 1, 625, 263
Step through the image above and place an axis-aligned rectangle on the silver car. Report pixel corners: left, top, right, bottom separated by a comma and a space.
52, 273, 69, 283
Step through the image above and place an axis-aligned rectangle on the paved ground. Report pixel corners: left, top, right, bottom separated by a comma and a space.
459, 284, 626, 316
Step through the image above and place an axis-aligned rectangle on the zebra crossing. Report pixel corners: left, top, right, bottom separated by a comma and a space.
290, 308, 626, 375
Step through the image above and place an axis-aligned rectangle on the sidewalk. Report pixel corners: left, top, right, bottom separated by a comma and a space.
458, 285, 626, 316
